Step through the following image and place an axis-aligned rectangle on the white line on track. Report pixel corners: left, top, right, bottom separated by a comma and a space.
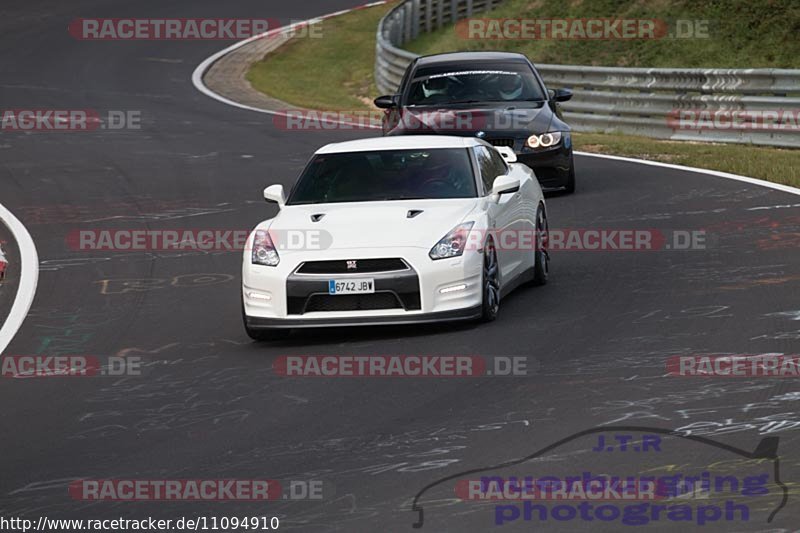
191, 0, 385, 128
0, 202, 39, 354
575, 151, 800, 198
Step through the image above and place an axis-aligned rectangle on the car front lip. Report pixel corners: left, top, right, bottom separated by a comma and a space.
244, 305, 482, 329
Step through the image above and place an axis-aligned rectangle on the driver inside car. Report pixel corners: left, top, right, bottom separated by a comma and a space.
496, 73, 524, 101
420, 76, 449, 103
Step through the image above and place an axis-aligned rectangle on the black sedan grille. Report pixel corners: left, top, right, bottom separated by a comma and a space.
488, 138, 515, 148
297, 258, 408, 275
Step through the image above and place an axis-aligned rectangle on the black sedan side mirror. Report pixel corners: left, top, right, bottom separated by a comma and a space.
550, 88, 573, 102
374, 95, 399, 109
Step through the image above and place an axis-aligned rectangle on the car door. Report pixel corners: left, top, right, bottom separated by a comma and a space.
474, 145, 524, 282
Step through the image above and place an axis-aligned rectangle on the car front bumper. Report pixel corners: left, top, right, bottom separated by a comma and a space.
516, 144, 573, 190
242, 247, 484, 328
244, 305, 482, 329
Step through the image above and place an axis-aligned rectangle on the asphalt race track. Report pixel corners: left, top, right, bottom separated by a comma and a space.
1, 1, 800, 531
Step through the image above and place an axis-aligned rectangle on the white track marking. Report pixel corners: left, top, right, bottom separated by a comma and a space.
575, 151, 800, 197
192, 0, 385, 129
0, 202, 39, 354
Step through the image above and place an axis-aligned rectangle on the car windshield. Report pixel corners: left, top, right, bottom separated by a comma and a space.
287, 148, 477, 205
406, 61, 546, 106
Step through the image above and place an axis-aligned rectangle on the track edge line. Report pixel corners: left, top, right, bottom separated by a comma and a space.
0, 202, 39, 354
575, 151, 800, 197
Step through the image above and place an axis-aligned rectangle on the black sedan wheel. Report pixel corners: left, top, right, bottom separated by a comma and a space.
564, 157, 576, 194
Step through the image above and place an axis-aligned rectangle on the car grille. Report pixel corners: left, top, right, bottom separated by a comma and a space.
488, 138, 515, 148
297, 258, 408, 274
287, 258, 421, 315
304, 292, 402, 312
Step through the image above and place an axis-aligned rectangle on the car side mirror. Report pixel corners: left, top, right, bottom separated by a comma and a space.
263, 184, 286, 207
551, 88, 573, 102
494, 146, 517, 164
374, 95, 399, 109
491, 175, 520, 201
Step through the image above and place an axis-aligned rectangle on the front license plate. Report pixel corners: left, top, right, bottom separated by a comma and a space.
328, 278, 375, 295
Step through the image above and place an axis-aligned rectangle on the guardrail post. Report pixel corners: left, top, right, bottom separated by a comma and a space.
436, 0, 444, 29
403, 2, 412, 44
411, 0, 421, 39
393, 11, 403, 45
425, 0, 434, 32
466, 0, 474, 17
450, 0, 458, 23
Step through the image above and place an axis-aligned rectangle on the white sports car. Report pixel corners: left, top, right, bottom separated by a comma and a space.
242, 135, 548, 340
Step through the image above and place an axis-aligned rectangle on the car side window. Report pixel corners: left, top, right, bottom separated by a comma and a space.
474, 146, 507, 195
399, 62, 416, 101
488, 148, 509, 177
474, 146, 495, 194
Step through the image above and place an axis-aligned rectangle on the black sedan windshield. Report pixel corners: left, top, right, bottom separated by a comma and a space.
287, 148, 477, 205
406, 61, 545, 106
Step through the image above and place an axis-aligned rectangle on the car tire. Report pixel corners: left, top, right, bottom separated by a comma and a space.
480, 238, 500, 322
532, 204, 549, 286
563, 159, 576, 194
242, 298, 291, 341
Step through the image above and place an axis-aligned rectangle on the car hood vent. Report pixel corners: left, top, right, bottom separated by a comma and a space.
407, 209, 424, 219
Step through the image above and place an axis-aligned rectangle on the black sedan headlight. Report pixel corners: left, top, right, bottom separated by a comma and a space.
526, 132, 562, 150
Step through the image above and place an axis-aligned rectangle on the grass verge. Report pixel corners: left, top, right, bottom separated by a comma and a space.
246, 4, 390, 111
406, 0, 800, 68
574, 133, 800, 188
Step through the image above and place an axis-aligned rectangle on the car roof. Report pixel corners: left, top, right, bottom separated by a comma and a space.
415, 51, 530, 66
316, 135, 487, 154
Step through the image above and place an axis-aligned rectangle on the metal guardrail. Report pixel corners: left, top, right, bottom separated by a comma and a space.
375, 0, 504, 95
375, 1, 800, 148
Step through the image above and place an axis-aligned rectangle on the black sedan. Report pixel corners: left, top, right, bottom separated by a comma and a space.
375, 51, 575, 194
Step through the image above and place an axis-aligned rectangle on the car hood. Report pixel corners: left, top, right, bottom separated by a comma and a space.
388, 103, 554, 136
261, 199, 482, 253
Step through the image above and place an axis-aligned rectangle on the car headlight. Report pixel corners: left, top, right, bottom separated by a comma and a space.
430, 222, 475, 260
251, 229, 279, 266
526, 131, 562, 149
